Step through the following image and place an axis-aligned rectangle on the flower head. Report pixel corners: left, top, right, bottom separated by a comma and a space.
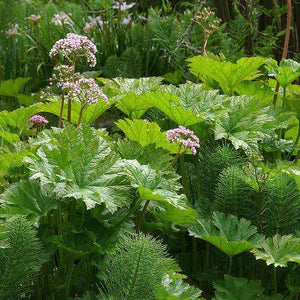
62, 78, 108, 105
122, 15, 132, 26
6, 24, 19, 38
83, 16, 106, 33
27, 14, 41, 24
51, 12, 74, 27
112, 1, 135, 11
49, 33, 97, 67
30, 115, 49, 125
194, 7, 221, 35
167, 126, 200, 155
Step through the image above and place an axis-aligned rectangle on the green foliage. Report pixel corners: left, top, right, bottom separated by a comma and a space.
0, 179, 58, 223
121, 160, 187, 210
262, 173, 300, 235
215, 167, 256, 221
187, 56, 265, 95
25, 124, 132, 211
103, 48, 143, 78
0, 217, 46, 299
196, 144, 245, 213
252, 234, 300, 267
161, 82, 229, 123
267, 59, 300, 88
0, 77, 31, 98
38, 98, 113, 125
116, 118, 179, 153
214, 96, 275, 152
189, 212, 264, 257
120, 47, 143, 78
104, 55, 120, 78
154, 273, 203, 300
99, 234, 179, 299
117, 141, 173, 173
213, 275, 265, 300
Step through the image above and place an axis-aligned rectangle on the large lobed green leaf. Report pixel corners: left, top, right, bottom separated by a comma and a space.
24, 124, 131, 212
0, 180, 58, 223
213, 275, 267, 300
189, 212, 264, 257
252, 234, 300, 267
187, 56, 265, 95
116, 118, 179, 153
120, 160, 187, 210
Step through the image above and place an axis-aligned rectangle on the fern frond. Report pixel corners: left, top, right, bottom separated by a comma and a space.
0, 217, 46, 299
99, 234, 179, 300
215, 166, 256, 222
263, 173, 300, 236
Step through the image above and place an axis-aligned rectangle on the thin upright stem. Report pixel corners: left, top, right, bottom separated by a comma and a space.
67, 95, 72, 123
228, 256, 233, 275
77, 103, 85, 127
58, 90, 65, 128
287, 120, 300, 161
273, 0, 292, 108
171, 146, 182, 167
273, 267, 277, 294
65, 260, 75, 298
135, 200, 150, 233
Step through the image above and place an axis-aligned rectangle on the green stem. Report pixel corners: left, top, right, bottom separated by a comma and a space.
170, 145, 182, 167
135, 200, 150, 233
67, 95, 72, 123
58, 90, 65, 128
77, 103, 86, 127
273, 267, 277, 294
228, 256, 233, 275
287, 120, 300, 161
204, 242, 210, 272
65, 260, 75, 298
35, 127, 39, 138
192, 238, 198, 273
179, 155, 191, 200
115, 198, 143, 228
282, 86, 286, 108
295, 151, 300, 164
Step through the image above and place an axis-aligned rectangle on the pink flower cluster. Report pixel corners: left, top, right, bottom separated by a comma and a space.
49, 33, 97, 67
62, 78, 108, 105
167, 126, 200, 155
30, 115, 49, 125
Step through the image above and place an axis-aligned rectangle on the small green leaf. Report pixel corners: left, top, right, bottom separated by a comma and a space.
154, 273, 203, 299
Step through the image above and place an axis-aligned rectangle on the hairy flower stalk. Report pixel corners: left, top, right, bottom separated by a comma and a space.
194, 7, 221, 56
61, 78, 108, 126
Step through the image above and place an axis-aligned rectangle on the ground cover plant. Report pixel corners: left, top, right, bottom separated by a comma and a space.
0, 0, 300, 299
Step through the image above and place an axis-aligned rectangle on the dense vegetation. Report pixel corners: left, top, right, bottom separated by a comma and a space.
0, 1, 300, 299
